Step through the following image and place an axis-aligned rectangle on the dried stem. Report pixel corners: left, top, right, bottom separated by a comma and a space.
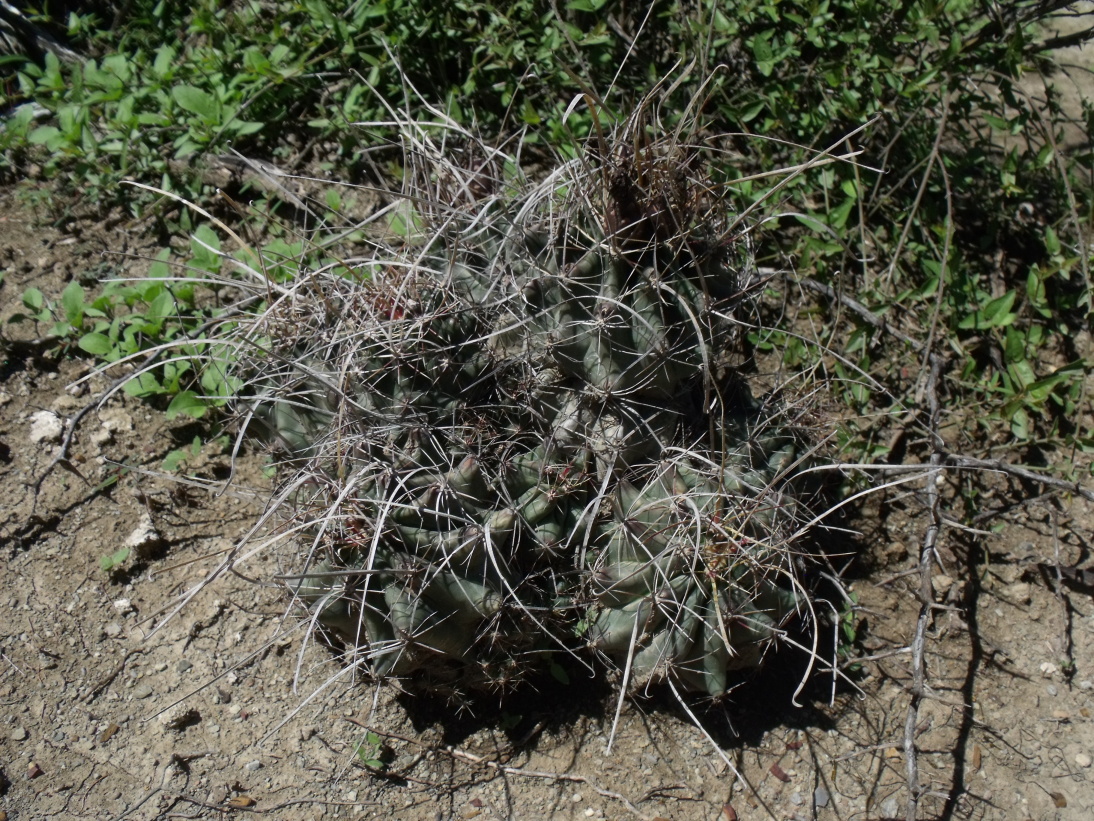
904, 356, 944, 821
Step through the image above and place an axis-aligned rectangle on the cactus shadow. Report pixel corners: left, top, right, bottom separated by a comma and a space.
391, 654, 617, 749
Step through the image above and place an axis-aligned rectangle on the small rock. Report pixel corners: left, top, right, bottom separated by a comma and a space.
933, 574, 953, 595
113, 599, 133, 614
11, 727, 27, 741
90, 427, 114, 446
209, 786, 228, 804
103, 622, 122, 638
1040, 661, 1060, 678
344, 790, 358, 802
176, 660, 193, 674
1047, 684, 1059, 697
29, 411, 64, 444
157, 705, 199, 729
789, 791, 803, 805
1076, 754, 1092, 768
1080, 680, 1094, 691
124, 513, 161, 555
244, 760, 262, 772
132, 683, 153, 699
881, 797, 899, 817
1004, 582, 1032, 605
814, 787, 830, 807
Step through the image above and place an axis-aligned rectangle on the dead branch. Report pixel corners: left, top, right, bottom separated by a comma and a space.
904, 356, 944, 821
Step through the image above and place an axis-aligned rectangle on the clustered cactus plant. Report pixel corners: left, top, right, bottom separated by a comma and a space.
240, 117, 816, 702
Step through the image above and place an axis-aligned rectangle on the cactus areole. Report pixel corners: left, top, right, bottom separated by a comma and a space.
247, 127, 813, 702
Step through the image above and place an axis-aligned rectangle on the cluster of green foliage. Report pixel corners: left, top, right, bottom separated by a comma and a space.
1, 0, 1091, 473
1, 0, 644, 205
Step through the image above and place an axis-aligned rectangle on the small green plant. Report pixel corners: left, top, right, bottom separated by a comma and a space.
99, 547, 131, 572
162, 434, 230, 473
836, 591, 863, 673
354, 731, 387, 770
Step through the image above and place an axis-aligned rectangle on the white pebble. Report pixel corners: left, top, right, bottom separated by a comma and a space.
29, 410, 64, 444
124, 513, 160, 550
1076, 754, 1092, 768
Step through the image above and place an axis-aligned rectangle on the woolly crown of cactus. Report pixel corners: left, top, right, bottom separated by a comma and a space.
237, 111, 816, 702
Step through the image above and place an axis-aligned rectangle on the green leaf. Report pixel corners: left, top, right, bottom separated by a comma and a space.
28, 125, 62, 146
739, 99, 766, 122
148, 290, 176, 321
166, 390, 207, 420
1043, 226, 1060, 257
123, 371, 163, 398
61, 280, 85, 327
162, 449, 188, 472
153, 45, 176, 77
100, 547, 130, 572
957, 291, 1017, 330
78, 332, 114, 356
172, 85, 219, 121
1003, 327, 1025, 364
548, 660, 570, 685
22, 287, 45, 312
191, 223, 221, 254
1007, 359, 1036, 391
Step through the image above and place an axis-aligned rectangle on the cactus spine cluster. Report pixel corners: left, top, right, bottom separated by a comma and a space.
243, 120, 812, 701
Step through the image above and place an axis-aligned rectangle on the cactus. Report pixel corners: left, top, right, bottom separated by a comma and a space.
240, 120, 814, 701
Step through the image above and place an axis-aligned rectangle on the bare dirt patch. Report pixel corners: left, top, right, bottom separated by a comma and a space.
3, 185, 1094, 821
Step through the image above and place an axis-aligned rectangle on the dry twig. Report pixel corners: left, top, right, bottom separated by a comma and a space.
904, 356, 944, 821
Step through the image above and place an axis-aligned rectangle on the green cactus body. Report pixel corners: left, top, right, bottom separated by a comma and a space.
247, 128, 816, 702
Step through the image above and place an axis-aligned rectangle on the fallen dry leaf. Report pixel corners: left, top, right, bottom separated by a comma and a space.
227, 796, 256, 809
1050, 791, 1067, 808
769, 762, 791, 782
722, 803, 738, 820
971, 744, 982, 771
99, 723, 120, 743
